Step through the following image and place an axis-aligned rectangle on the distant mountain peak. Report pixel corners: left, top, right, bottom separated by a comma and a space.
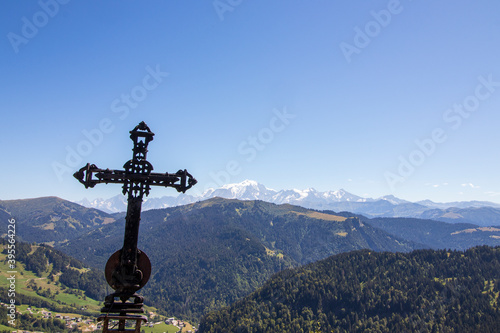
378, 195, 410, 205
222, 179, 259, 189
73, 180, 500, 226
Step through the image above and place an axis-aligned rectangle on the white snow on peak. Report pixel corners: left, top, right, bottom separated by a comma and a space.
378, 195, 410, 205
222, 179, 257, 189
200, 180, 275, 201
76, 180, 409, 213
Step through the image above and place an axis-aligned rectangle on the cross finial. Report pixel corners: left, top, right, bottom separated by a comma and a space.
74, 122, 197, 197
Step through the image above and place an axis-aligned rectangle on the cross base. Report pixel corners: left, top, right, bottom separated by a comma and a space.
99, 293, 147, 333
98, 314, 147, 333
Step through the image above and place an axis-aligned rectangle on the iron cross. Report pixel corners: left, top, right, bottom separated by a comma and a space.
74, 121, 197, 296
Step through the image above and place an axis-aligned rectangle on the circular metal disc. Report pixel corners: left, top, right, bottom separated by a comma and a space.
105, 249, 152, 291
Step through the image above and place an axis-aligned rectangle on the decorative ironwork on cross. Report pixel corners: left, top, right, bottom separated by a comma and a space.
74, 121, 196, 332
75, 122, 196, 197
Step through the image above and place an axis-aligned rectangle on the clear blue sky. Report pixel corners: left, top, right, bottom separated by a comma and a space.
1, 0, 500, 203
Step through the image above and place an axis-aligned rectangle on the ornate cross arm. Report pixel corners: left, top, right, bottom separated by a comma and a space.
74, 163, 197, 194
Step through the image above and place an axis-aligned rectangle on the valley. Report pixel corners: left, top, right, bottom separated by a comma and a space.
1, 195, 500, 331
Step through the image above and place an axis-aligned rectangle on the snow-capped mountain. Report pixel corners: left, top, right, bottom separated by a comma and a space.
76, 180, 500, 226
379, 195, 410, 205
76, 180, 369, 213
202, 180, 276, 201
77, 195, 128, 214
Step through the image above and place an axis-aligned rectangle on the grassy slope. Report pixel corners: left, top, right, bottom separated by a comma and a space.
0, 247, 187, 332
0, 248, 102, 312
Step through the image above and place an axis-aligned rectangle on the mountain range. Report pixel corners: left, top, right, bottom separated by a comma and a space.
59, 198, 421, 320
0, 197, 115, 245
2, 195, 500, 322
77, 180, 500, 226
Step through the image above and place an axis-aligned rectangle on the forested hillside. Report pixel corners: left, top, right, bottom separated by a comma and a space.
199, 246, 500, 333
0, 238, 106, 306
0, 239, 106, 332
367, 217, 500, 250
0, 197, 115, 244
60, 198, 420, 320
6, 196, 499, 325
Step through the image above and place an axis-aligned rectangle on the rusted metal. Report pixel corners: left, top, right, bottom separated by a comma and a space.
98, 314, 147, 333
74, 121, 196, 331
105, 249, 151, 291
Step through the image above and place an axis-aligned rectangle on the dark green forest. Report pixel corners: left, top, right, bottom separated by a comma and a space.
199, 246, 500, 333
60, 198, 420, 320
